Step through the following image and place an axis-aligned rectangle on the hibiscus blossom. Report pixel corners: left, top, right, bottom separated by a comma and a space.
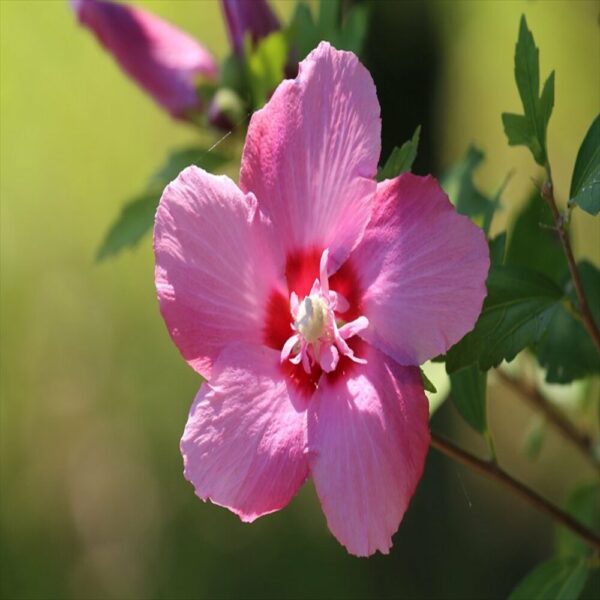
154, 42, 489, 556
71, 0, 280, 120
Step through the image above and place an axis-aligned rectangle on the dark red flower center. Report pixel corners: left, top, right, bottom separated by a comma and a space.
263, 247, 365, 396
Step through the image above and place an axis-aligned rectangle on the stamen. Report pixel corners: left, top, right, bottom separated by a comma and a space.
280, 248, 368, 375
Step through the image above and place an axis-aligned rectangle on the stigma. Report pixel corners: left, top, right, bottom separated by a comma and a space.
280, 249, 369, 374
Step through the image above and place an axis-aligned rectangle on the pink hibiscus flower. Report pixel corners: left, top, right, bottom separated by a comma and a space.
154, 42, 489, 556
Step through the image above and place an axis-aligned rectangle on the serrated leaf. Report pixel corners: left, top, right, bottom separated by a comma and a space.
570, 114, 600, 215
420, 367, 437, 394
97, 147, 228, 261
556, 482, 600, 557
446, 265, 563, 373
96, 193, 158, 261
377, 126, 421, 181
501, 15, 554, 166
450, 366, 488, 434
535, 261, 600, 383
509, 556, 589, 600
506, 190, 567, 283
245, 31, 288, 108
441, 146, 498, 233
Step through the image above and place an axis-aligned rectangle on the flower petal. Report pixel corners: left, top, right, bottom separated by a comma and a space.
154, 166, 278, 378
221, 0, 280, 56
181, 344, 309, 522
352, 174, 490, 365
308, 344, 430, 557
240, 42, 380, 269
72, 0, 217, 117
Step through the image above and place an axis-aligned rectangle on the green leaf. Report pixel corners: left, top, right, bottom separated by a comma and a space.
288, 4, 320, 61
570, 114, 600, 215
446, 265, 563, 373
501, 15, 555, 166
535, 261, 600, 383
441, 146, 498, 233
245, 31, 288, 108
556, 481, 600, 557
450, 366, 488, 433
288, 0, 369, 61
150, 147, 229, 187
489, 232, 507, 266
96, 193, 158, 261
318, 0, 340, 32
97, 147, 228, 261
420, 367, 437, 394
218, 54, 246, 95
339, 4, 369, 56
509, 556, 589, 600
506, 190, 567, 283
377, 126, 421, 181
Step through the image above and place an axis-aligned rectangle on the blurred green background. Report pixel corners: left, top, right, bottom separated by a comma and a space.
1, 1, 599, 598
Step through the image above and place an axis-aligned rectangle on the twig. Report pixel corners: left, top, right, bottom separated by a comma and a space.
430, 433, 600, 553
495, 369, 599, 471
540, 178, 600, 354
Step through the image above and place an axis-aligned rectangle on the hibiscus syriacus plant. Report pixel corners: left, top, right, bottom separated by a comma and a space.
154, 42, 489, 556
74, 0, 600, 590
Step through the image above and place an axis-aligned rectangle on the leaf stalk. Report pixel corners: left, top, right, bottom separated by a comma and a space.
430, 433, 600, 553
540, 176, 600, 354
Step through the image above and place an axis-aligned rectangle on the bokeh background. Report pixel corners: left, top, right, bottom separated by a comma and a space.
1, 1, 599, 598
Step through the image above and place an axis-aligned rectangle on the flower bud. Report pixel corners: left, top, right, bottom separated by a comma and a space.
208, 88, 246, 131
71, 0, 218, 118
221, 0, 280, 56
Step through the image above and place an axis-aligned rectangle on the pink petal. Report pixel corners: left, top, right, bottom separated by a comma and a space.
308, 344, 430, 557
240, 42, 380, 270
221, 0, 280, 56
71, 0, 217, 117
318, 343, 339, 373
181, 343, 309, 522
352, 174, 489, 365
154, 166, 278, 378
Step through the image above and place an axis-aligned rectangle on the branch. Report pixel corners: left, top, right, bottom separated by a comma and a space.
430, 433, 600, 553
540, 178, 600, 354
495, 369, 599, 471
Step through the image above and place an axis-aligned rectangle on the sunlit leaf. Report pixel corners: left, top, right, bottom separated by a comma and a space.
570, 114, 600, 215
97, 147, 229, 261
245, 31, 288, 108
509, 556, 589, 600
501, 15, 555, 166
150, 147, 229, 187
288, 0, 369, 61
377, 126, 421, 181
446, 266, 563, 373
450, 366, 488, 434
96, 193, 158, 261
